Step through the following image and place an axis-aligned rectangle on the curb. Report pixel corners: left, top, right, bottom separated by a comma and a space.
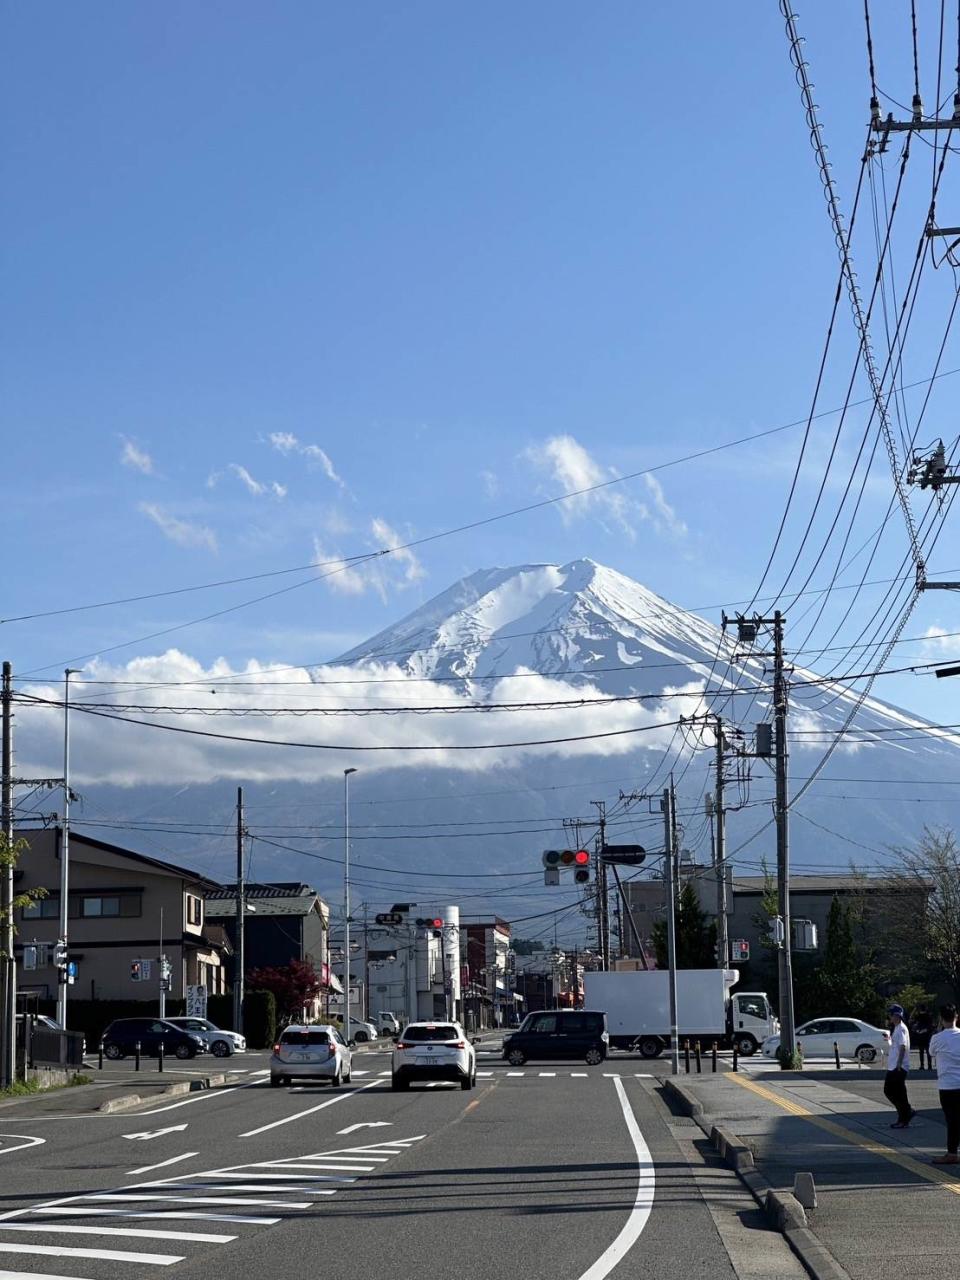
97, 1071, 243, 1114
659, 1077, 852, 1280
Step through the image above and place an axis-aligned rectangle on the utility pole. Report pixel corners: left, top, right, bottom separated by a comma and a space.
591, 801, 609, 970
772, 611, 796, 1064
1, 662, 15, 1088
343, 768, 357, 1042
662, 779, 679, 1075
158, 907, 165, 1020
57, 669, 79, 1029
234, 787, 245, 1035
712, 715, 730, 970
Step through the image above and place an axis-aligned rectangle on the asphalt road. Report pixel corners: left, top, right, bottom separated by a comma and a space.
0, 1046, 802, 1280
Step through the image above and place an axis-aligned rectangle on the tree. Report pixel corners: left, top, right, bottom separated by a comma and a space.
0, 834, 46, 956
652, 882, 717, 969
887, 826, 960, 1000
246, 959, 322, 1020
815, 897, 881, 1022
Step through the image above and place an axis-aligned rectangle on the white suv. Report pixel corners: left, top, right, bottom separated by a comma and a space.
270, 1025, 352, 1087
392, 1021, 476, 1091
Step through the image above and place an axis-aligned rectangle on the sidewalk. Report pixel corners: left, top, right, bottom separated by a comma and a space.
667, 1068, 960, 1280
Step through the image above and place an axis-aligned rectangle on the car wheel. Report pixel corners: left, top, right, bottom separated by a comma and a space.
212, 1040, 231, 1058
735, 1035, 757, 1057
353, 1030, 368, 1043
637, 1036, 662, 1059
270, 1075, 282, 1088
507, 1048, 526, 1067
585, 1047, 603, 1066
460, 1073, 473, 1091
104, 1044, 123, 1060
331, 1069, 342, 1089
175, 1044, 195, 1060
856, 1044, 878, 1064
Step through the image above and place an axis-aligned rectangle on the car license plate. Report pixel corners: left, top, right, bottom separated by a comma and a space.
288, 1052, 310, 1061
416, 1056, 435, 1065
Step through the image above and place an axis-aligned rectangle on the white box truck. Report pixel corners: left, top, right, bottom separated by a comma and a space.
582, 968, 777, 1057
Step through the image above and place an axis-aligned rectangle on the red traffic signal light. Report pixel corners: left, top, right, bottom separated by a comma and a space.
574, 849, 589, 865
432, 918, 443, 929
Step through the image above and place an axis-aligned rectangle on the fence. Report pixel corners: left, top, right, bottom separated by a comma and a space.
17, 1023, 86, 1072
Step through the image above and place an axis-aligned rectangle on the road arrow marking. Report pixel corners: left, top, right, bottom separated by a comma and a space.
122, 1124, 189, 1141
337, 1122, 394, 1135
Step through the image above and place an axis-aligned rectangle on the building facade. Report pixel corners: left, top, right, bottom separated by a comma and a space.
14, 827, 228, 1003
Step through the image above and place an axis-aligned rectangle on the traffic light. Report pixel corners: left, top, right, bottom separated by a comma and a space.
130, 960, 142, 982
573, 849, 590, 884
542, 849, 592, 882
415, 917, 445, 930
160, 957, 172, 992
731, 939, 750, 962
767, 916, 785, 948
53, 940, 68, 968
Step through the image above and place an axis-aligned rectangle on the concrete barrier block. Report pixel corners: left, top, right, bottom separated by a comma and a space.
766, 1188, 808, 1230
97, 1093, 142, 1114
794, 1171, 817, 1210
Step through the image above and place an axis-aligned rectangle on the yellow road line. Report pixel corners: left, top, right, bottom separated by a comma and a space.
729, 1071, 960, 1196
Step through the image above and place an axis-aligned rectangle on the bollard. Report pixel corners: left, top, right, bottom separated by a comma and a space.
834, 1040, 841, 1071
732, 1042, 739, 1072
695, 1041, 702, 1074
135, 1040, 141, 1071
712, 1042, 718, 1073
158, 1039, 164, 1073
98, 1040, 104, 1071
684, 1039, 691, 1074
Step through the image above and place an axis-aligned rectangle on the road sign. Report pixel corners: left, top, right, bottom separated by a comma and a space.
186, 984, 208, 1017
375, 912, 403, 926
600, 844, 646, 865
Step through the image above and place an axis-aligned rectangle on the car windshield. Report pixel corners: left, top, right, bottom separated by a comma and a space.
280, 1031, 331, 1046
402, 1025, 458, 1042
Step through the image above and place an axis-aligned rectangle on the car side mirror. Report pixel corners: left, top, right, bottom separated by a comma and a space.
471, 1036, 481, 1045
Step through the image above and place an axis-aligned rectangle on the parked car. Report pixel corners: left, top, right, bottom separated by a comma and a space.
101, 1017, 205, 1060
270, 1024, 352, 1087
392, 1021, 476, 1090
377, 1012, 401, 1036
761, 1017, 890, 1064
165, 1017, 246, 1057
331, 1016, 379, 1043
502, 1010, 608, 1066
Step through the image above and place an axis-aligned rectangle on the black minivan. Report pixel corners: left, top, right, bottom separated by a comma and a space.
501, 1009, 608, 1066
102, 1017, 205, 1060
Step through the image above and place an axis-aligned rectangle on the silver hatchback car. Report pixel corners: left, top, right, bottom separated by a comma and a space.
270, 1024, 353, 1087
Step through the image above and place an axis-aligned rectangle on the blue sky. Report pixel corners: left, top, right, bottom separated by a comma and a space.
4, 1, 960, 725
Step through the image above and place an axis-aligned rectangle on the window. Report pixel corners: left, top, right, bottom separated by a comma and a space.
530, 1014, 557, 1034
280, 1030, 331, 1047
737, 996, 768, 1020
186, 895, 202, 926
401, 1025, 459, 1042
21, 897, 59, 920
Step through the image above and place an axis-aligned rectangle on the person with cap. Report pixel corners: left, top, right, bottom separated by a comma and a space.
930, 1003, 960, 1165
884, 1004, 915, 1129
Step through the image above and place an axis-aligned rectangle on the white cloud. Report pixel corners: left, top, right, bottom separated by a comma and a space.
480, 469, 499, 499
119, 437, 155, 475
268, 432, 346, 490
139, 503, 218, 553
370, 517, 425, 587
312, 518, 425, 602
525, 434, 684, 541
229, 463, 266, 496
15, 653, 695, 785
312, 538, 371, 596
209, 464, 286, 499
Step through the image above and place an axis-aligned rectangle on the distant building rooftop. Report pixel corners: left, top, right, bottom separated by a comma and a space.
731, 874, 934, 893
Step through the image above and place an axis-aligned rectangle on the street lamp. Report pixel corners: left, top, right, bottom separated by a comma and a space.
343, 768, 357, 1044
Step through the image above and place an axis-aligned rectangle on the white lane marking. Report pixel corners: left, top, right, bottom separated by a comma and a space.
239, 1080, 379, 1137
538, 1072, 556, 1078
571, 1073, 589, 1078
337, 1122, 392, 1134
86, 1194, 312, 1209
0, 1241, 182, 1265
255, 1163, 373, 1173
37, 1208, 280, 1225
139, 1182, 336, 1195
123, 1125, 189, 1141
602, 1073, 621, 1078
0, 1223, 235, 1244
350, 1070, 369, 1077
129, 1153, 199, 1176
477, 1072, 494, 1077
249, 1168, 356, 1181
0, 1136, 45, 1158
633, 1073, 652, 1078
137, 1077, 265, 1115
507, 1071, 524, 1077
203, 1171, 353, 1183
0, 1270, 102, 1280
577, 1077, 654, 1280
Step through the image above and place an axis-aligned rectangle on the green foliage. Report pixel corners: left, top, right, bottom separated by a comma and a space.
242, 989, 276, 1049
887, 826, 960, 1000
511, 938, 546, 955
891, 983, 937, 1020
652, 882, 718, 969
812, 898, 884, 1024
0, 834, 47, 956
777, 1047, 803, 1070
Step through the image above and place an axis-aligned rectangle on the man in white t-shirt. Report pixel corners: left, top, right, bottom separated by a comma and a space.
883, 1004, 915, 1128
930, 1003, 960, 1165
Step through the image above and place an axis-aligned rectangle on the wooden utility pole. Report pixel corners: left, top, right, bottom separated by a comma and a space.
1, 662, 15, 1088
234, 787, 245, 1035
712, 715, 730, 970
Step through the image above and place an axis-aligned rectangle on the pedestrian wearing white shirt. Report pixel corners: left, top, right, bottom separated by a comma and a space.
884, 1004, 915, 1129
930, 1003, 960, 1165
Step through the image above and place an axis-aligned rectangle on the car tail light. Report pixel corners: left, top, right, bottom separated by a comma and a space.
272, 1043, 280, 1053
396, 1042, 411, 1050
453, 1040, 465, 1048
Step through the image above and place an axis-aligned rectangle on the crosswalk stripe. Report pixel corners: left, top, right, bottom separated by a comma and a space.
507, 1071, 524, 1076
571, 1073, 588, 1077
0, 1224, 236, 1244
0, 1242, 182, 1265
36, 1208, 280, 1226
200, 1172, 350, 1183
137, 1183, 334, 1196
477, 1071, 494, 1077
85, 1194, 312, 1209
250, 1169, 356, 1181
538, 1072, 556, 1077
257, 1163, 373, 1173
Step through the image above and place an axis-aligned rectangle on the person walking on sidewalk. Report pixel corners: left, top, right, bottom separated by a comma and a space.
884, 1004, 915, 1129
912, 1004, 934, 1071
930, 1003, 960, 1166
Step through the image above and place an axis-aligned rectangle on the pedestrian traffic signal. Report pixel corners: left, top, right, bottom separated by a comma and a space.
731, 939, 750, 962
131, 960, 142, 982
53, 940, 68, 967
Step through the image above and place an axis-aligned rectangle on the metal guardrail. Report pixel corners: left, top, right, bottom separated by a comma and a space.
24, 1025, 85, 1071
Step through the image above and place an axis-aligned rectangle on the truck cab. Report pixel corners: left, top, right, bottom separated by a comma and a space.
729, 991, 778, 1055
377, 1011, 400, 1036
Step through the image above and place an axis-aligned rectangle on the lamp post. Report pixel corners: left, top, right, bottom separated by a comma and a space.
343, 768, 357, 1043
58, 668, 79, 1029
